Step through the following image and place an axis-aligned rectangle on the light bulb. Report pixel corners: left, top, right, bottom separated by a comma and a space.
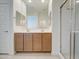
41, 0, 45, 3
28, 0, 32, 3
76, 0, 79, 3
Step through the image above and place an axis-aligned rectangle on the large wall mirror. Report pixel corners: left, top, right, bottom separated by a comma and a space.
23, 0, 51, 30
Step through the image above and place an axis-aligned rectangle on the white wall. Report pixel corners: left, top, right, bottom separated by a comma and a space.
52, 0, 66, 55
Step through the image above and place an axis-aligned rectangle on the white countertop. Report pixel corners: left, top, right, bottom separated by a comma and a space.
14, 31, 52, 33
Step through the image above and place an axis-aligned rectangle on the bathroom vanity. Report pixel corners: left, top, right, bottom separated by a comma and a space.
14, 33, 52, 53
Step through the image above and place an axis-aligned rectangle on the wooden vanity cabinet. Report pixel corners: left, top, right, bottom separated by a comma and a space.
42, 33, 51, 51
24, 33, 32, 51
14, 33, 23, 51
14, 33, 52, 52
32, 33, 42, 51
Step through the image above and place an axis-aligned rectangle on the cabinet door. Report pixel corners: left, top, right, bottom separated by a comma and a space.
14, 33, 23, 51
42, 33, 51, 51
24, 33, 32, 51
32, 33, 42, 51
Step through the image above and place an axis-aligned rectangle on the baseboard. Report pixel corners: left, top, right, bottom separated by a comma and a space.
59, 53, 65, 59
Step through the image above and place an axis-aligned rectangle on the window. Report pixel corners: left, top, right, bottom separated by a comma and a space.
27, 16, 38, 29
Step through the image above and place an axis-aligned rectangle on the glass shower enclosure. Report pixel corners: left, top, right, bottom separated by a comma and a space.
60, 0, 72, 59
60, 0, 79, 59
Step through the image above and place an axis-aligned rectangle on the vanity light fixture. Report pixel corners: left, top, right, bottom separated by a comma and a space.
76, 0, 79, 3
28, 0, 32, 3
41, 0, 45, 3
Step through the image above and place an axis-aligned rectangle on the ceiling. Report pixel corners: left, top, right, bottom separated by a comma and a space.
23, 0, 49, 14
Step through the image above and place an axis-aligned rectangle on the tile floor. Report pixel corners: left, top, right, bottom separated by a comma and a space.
0, 53, 60, 59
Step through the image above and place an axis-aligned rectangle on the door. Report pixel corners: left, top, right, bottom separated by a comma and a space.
0, 5, 9, 54
24, 33, 32, 51
14, 33, 23, 51
42, 33, 51, 51
32, 33, 42, 51
60, 0, 72, 59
